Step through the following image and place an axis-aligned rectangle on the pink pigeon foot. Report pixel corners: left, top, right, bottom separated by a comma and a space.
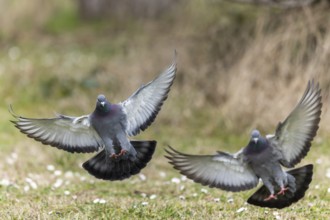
264, 194, 277, 201
117, 149, 128, 157
110, 153, 118, 159
277, 187, 289, 195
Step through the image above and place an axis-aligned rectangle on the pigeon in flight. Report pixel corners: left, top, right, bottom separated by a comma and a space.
166, 80, 321, 208
11, 56, 177, 181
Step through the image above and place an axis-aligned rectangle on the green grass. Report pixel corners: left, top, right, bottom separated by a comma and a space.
0, 116, 329, 219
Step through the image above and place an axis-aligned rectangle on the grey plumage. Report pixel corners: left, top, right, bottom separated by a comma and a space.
166, 80, 321, 209
11, 56, 177, 181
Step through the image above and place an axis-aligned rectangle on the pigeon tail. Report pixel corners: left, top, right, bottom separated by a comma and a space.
247, 164, 313, 209
82, 141, 156, 181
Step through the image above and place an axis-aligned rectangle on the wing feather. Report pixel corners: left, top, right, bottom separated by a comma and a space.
165, 146, 259, 192
268, 80, 322, 167
11, 109, 104, 153
120, 58, 177, 136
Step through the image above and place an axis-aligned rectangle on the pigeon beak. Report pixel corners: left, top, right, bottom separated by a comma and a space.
100, 101, 105, 107
253, 137, 258, 144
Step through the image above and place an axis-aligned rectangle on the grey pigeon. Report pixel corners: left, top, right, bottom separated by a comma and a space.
166, 80, 321, 209
11, 57, 177, 181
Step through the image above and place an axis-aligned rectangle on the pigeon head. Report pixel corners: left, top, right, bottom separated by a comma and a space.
96, 94, 111, 113
250, 129, 261, 144
245, 129, 267, 154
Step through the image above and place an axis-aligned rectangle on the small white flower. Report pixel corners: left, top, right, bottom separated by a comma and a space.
99, 199, 106, 204
213, 198, 220, 202
159, 172, 166, 178
315, 185, 320, 189
11, 152, 18, 159
72, 195, 78, 200
192, 193, 198, 197
316, 158, 322, 164
80, 176, 86, 182
327, 188, 330, 193
0, 179, 11, 186
181, 176, 187, 181
54, 170, 62, 176
141, 201, 148, 206
149, 194, 157, 200
53, 179, 63, 188
326, 168, 330, 179
171, 177, 181, 184
201, 188, 208, 194
6, 155, 16, 165
25, 178, 37, 189
141, 193, 147, 198
139, 174, 146, 181
179, 195, 185, 200
273, 211, 281, 219
47, 165, 55, 171
227, 198, 234, 203
64, 171, 74, 178
236, 207, 247, 213
6, 159, 14, 165
24, 185, 30, 192
275, 215, 281, 220
93, 198, 100, 204
64, 190, 70, 195
179, 185, 185, 191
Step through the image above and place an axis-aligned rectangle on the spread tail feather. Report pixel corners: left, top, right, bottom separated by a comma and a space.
82, 141, 156, 181
247, 164, 313, 209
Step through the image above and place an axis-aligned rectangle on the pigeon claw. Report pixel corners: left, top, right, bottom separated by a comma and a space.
118, 149, 128, 157
109, 150, 128, 160
277, 187, 289, 195
264, 194, 277, 201
110, 153, 118, 159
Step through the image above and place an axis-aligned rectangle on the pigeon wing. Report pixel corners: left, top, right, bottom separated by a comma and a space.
120, 58, 177, 136
11, 110, 104, 153
165, 146, 259, 192
268, 80, 322, 167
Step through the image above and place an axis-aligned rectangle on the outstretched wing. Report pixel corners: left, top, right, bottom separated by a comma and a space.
120, 57, 177, 136
165, 146, 259, 192
268, 80, 322, 167
11, 108, 104, 153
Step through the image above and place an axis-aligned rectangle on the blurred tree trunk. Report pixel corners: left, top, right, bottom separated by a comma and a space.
78, 0, 179, 20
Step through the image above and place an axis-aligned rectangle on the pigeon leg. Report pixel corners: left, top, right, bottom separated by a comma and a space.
264, 194, 277, 201
104, 139, 116, 159
277, 187, 289, 195
274, 169, 289, 196
116, 132, 137, 159
261, 177, 277, 201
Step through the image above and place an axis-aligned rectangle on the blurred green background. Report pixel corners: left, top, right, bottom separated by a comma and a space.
0, 0, 330, 219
